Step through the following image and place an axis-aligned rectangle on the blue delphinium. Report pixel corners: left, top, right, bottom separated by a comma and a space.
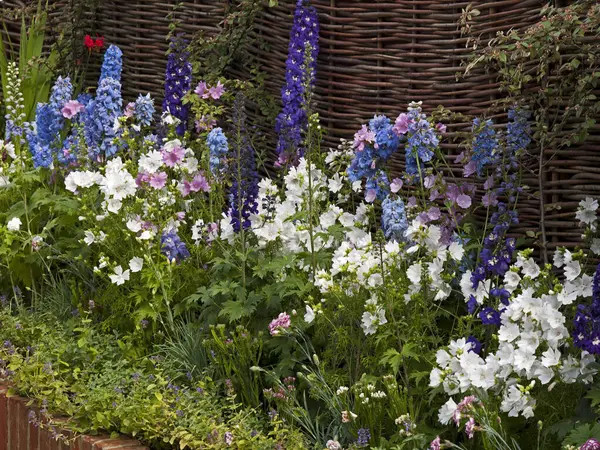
507, 107, 531, 154
404, 104, 439, 178
134, 93, 155, 126
347, 115, 399, 200
275, 0, 319, 166
100, 45, 123, 83
84, 77, 123, 160
381, 196, 408, 242
163, 39, 192, 136
466, 335, 482, 354
479, 307, 501, 326
161, 229, 190, 263
207, 128, 228, 175
28, 76, 73, 168
229, 94, 259, 232
365, 170, 390, 201
470, 118, 498, 176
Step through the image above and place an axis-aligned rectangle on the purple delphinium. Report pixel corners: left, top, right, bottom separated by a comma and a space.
401, 103, 440, 179
479, 307, 501, 326
466, 335, 482, 354
274, 0, 319, 167
84, 77, 123, 161
228, 94, 259, 232
356, 428, 371, 447
573, 264, 600, 353
160, 229, 190, 263
163, 38, 192, 136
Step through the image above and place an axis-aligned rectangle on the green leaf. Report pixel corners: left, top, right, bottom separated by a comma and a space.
563, 423, 600, 446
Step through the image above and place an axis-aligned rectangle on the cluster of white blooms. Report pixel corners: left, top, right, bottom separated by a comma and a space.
577, 197, 600, 255
431, 252, 597, 420
65, 157, 136, 213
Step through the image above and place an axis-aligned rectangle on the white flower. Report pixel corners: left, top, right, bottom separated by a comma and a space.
109, 265, 130, 286
336, 386, 349, 395
328, 173, 344, 193
304, 305, 315, 324
591, 238, 600, 255
1, 140, 16, 159
83, 231, 96, 245
138, 150, 164, 174
129, 257, 144, 273
576, 197, 598, 225
520, 257, 540, 279
7, 217, 21, 231
564, 260, 581, 281
126, 218, 142, 233
541, 348, 561, 368
406, 263, 422, 285
438, 398, 457, 425
448, 242, 464, 261
504, 271, 521, 292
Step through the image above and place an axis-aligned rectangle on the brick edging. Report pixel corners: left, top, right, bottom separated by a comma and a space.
0, 386, 148, 450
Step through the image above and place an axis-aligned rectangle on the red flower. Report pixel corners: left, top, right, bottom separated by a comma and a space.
84, 35, 95, 50
84, 34, 105, 53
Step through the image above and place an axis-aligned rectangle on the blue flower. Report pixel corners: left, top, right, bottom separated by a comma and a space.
507, 108, 531, 154
466, 336, 482, 354
470, 118, 498, 176
356, 428, 371, 447
100, 45, 123, 83
381, 196, 408, 242
404, 105, 439, 178
28, 76, 73, 168
84, 77, 123, 160
369, 115, 399, 160
365, 170, 389, 201
161, 229, 190, 263
207, 128, 228, 175
134, 93, 155, 126
275, 0, 319, 166
479, 307, 501, 326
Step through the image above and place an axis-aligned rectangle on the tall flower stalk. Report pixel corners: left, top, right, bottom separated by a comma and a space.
163, 38, 192, 136
275, 0, 319, 167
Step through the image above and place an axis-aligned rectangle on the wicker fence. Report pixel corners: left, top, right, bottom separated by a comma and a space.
2, 0, 600, 251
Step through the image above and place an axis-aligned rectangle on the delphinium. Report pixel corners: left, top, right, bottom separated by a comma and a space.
207, 128, 229, 176
27, 76, 74, 168
463, 118, 498, 177
133, 94, 155, 127
347, 115, 399, 202
163, 38, 192, 136
83, 77, 123, 161
381, 196, 408, 242
396, 101, 440, 180
573, 263, 600, 353
274, 0, 319, 167
160, 229, 190, 263
228, 93, 259, 232
99, 44, 123, 83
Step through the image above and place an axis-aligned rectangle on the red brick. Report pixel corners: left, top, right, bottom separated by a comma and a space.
0, 389, 8, 450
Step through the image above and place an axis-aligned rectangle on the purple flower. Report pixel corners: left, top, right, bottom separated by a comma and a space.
393, 113, 410, 135
456, 194, 472, 209
581, 439, 600, 450
161, 229, 190, 263
275, 0, 319, 166
479, 307, 501, 326
356, 428, 371, 447
209, 81, 225, 100
162, 38, 192, 136
429, 436, 441, 450
466, 336, 482, 354
269, 313, 291, 336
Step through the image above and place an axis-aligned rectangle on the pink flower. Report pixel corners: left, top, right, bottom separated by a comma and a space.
393, 113, 410, 135
162, 146, 186, 167
61, 100, 85, 119
436, 122, 447, 133
465, 417, 476, 439
456, 194, 472, 209
195, 115, 216, 132
365, 189, 376, 203
429, 436, 441, 450
176, 211, 186, 221
191, 173, 210, 192
390, 178, 403, 193
195, 81, 209, 98
136, 172, 151, 186
124, 102, 135, 118
268, 312, 291, 336
424, 175, 436, 189
581, 439, 600, 450
148, 172, 167, 189
208, 81, 225, 100
353, 124, 375, 152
